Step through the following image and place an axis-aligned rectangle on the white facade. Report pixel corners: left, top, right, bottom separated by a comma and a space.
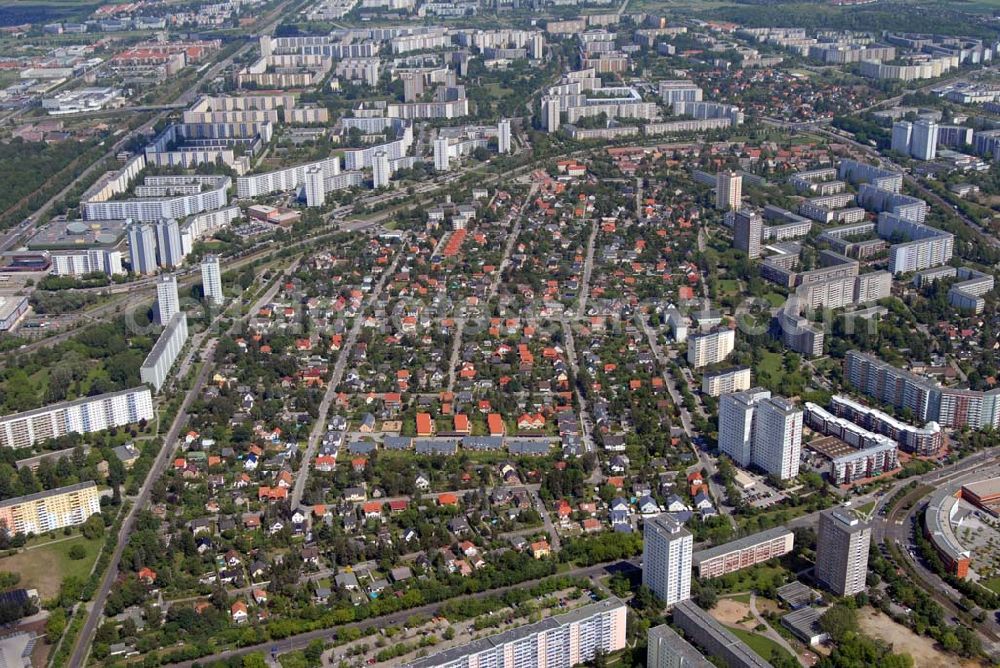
140, 313, 189, 393
719, 389, 803, 479
84, 176, 230, 223
716, 170, 741, 211
0, 387, 154, 449
891, 120, 912, 155
497, 118, 511, 154
155, 218, 183, 268
305, 166, 326, 207
433, 137, 450, 171
703, 367, 752, 397
236, 157, 340, 199
543, 96, 560, 132
911, 120, 939, 161
718, 388, 770, 467
643, 514, 692, 605
658, 80, 703, 105
156, 274, 179, 325
201, 255, 224, 305
687, 328, 735, 368
51, 249, 124, 277
753, 397, 803, 480
405, 598, 627, 668
127, 223, 157, 275
372, 150, 391, 189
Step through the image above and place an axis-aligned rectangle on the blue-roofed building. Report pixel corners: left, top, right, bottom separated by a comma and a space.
415, 439, 458, 456
348, 441, 377, 455
508, 439, 552, 456
383, 436, 412, 450
462, 436, 504, 451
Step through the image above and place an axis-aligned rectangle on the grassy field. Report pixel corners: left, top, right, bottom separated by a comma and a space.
0, 534, 101, 599
757, 351, 783, 376
763, 293, 786, 308
726, 624, 796, 665
0, 1, 101, 25
718, 279, 740, 295
856, 500, 877, 516
984, 577, 1000, 595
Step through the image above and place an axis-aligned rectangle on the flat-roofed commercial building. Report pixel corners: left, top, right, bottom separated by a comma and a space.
0, 387, 153, 449
404, 597, 627, 668
0, 481, 101, 536
924, 487, 971, 578
960, 478, 1000, 512
692, 527, 794, 579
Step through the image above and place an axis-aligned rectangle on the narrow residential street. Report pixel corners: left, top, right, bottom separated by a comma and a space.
290, 247, 406, 510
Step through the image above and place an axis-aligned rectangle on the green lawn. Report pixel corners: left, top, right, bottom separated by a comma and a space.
0, 534, 101, 599
713, 563, 787, 596
719, 279, 740, 295
763, 293, 787, 308
856, 500, 876, 516
757, 351, 783, 376
726, 625, 796, 665
984, 577, 1000, 595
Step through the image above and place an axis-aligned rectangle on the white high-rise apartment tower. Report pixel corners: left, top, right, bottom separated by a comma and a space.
718, 388, 771, 467
543, 96, 560, 132
891, 120, 912, 155
201, 255, 223, 306
717, 388, 803, 480
156, 274, 180, 325
127, 223, 157, 275
643, 513, 692, 605
372, 150, 391, 189
305, 166, 325, 207
497, 118, 511, 154
530, 34, 544, 60
716, 170, 742, 211
911, 120, 939, 161
816, 508, 871, 596
733, 208, 762, 258
433, 137, 450, 171
155, 218, 183, 269
753, 396, 803, 480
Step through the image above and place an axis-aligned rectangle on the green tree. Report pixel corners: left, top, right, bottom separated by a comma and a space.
45, 607, 67, 643
819, 604, 858, 643
243, 653, 268, 668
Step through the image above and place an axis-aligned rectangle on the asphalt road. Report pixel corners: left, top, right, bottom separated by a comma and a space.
68, 339, 219, 666
289, 248, 404, 510
873, 447, 1000, 652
